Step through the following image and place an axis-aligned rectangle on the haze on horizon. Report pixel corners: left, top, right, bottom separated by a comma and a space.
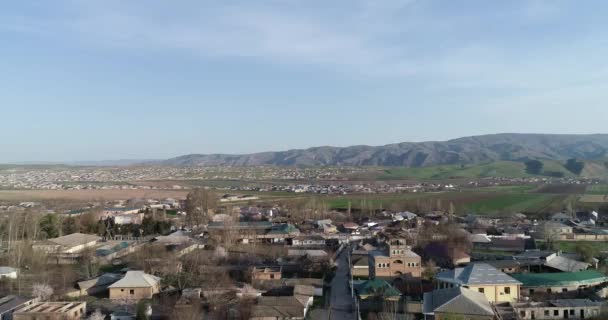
1, 0, 607, 163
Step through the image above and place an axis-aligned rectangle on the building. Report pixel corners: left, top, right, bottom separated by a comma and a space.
290, 235, 325, 247
0, 296, 37, 320
250, 285, 314, 320
354, 279, 401, 314
551, 213, 572, 224
252, 266, 282, 281
351, 254, 370, 278
512, 299, 603, 320
0, 267, 18, 280
511, 270, 608, 295
435, 263, 521, 303
108, 271, 161, 300
76, 273, 123, 297
12, 302, 86, 320
422, 242, 471, 268
370, 239, 422, 279
423, 287, 496, 320
33, 233, 101, 254
536, 222, 573, 240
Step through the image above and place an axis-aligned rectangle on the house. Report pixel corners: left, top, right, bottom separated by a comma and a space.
0, 296, 37, 320
488, 237, 527, 253
576, 211, 598, 226
287, 249, 328, 260
435, 263, 521, 303
422, 287, 496, 320
33, 233, 101, 254
252, 266, 282, 281
370, 239, 422, 279
351, 254, 370, 278
551, 213, 572, 224
76, 273, 123, 297
485, 260, 529, 274
0, 267, 18, 280
249, 285, 314, 320
514, 250, 590, 272
511, 270, 608, 295
12, 302, 86, 320
108, 271, 161, 300
536, 222, 573, 240
422, 242, 471, 268
354, 279, 401, 314
543, 255, 590, 273
290, 235, 325, 247
512, 299, 603, 320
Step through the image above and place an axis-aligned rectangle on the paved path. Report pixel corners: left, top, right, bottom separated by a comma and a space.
327, 245, 355, 319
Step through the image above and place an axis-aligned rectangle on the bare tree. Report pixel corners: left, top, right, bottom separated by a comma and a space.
185, 188, 217, 227
88, 309, 105, 320
32, 283, 53, 301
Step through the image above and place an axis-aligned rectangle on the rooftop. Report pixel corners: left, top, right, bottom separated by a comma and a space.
46, 233, 101, 248
14, 302, 85, 314
423, 287, 494, 316
511, 270, 608, 287
436, 263, 521, 286
108, 271, 161, 289
354, 279, 400, 298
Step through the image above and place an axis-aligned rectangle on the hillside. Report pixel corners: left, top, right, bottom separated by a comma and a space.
160, 133, 608, 168
371, 160, 608, 180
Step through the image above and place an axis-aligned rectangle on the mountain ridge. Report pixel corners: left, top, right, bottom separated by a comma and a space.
157, 133, 608, 167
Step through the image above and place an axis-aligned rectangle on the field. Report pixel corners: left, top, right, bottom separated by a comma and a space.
0, 189, 191, 201
463, 193, 558, 214
552, 241, 608, 254
586, 185, 608, 195
355, 159, 608, 181
579, 194, 608, 203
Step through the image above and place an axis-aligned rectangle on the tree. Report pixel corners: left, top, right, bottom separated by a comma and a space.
88, 309, 105, 320
62, 216, 80, 235
185, 188, 217, 227
423, 260, 438, 280
525, 160, 544, 175
32, 283, 53, 301
136, 300, 151, 320
39, 214, 59, 239
564, 158, 585, 175
448, 202, 456, 215
574, 241, 598, 263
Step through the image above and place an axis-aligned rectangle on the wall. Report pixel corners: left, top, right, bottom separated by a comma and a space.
109, 286, 157, 300
515, 306, 601, 319
467, 284, 520, 303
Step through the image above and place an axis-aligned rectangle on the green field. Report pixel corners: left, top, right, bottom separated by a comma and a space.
464, 193, 557, 214
369, 160, 583, 180
552, 241, 608, 254
586, 185, 608, 195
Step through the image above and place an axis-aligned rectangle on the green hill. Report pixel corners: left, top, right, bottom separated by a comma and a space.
369, 159, 608, 180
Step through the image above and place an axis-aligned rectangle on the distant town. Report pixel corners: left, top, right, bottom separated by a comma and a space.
1, 162, 608, 320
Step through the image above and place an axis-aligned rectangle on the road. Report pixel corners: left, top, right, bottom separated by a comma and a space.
328, 244, 355, 319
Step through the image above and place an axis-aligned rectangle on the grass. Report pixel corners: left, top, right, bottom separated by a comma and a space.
552, 241, 608, 253
464, 193, 556, 214
579, 194, 608, 203
369, 161, 578, 180
586, 185, 608, 195
468, 185, 536, 193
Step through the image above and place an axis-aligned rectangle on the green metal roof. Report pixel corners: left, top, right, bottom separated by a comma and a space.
267, 223, 299, 235
354, 279, 401, 298
511, 270, 608, 287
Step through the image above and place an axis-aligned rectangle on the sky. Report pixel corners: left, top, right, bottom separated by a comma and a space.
1, 0, 608, 163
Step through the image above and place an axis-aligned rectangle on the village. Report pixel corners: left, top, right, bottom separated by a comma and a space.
1, 187, 608, 320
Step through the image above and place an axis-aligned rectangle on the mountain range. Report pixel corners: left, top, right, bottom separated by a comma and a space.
158, 133, 608, 167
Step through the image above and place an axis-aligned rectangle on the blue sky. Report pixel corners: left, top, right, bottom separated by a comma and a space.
1, 0, 607, 162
